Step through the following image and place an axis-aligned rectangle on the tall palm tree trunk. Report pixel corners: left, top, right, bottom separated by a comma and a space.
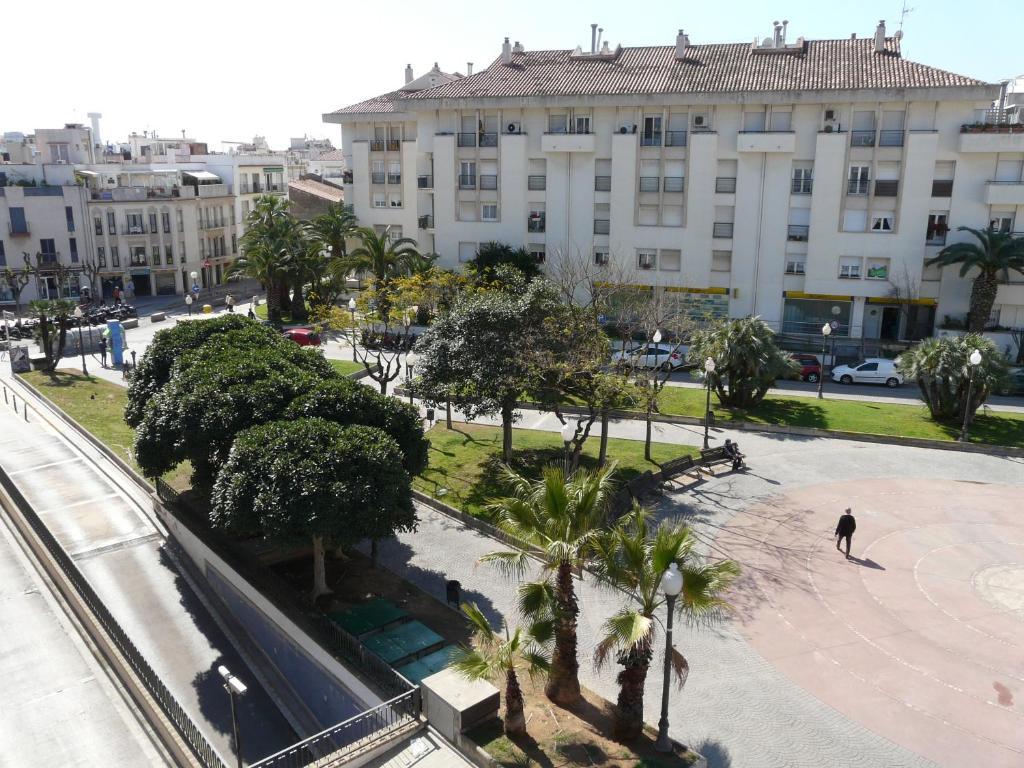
545, 561, 581, 705
501, 401, 515, 464
598, 410, 610, 467
613, 643, 653, 741
503, 669, 527, 735
266, 277, 282, 324
278, 281, 292, 315
291, 278, 308, 322
968, 271, 999, 332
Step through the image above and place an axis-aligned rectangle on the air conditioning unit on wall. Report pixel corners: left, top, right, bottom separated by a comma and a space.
506, 121, 521, 134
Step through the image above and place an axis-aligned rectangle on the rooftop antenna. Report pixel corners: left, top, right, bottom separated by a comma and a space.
897, 0, 914, 40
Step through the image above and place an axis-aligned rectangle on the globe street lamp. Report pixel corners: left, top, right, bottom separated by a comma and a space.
217, 666, 247, 768
959, 348, 983, 442
185, 294, 193, 316
348, 297, 358, 362
817, 323, 831, 399
189, 270, 200, 302
73, 306, 88, 376
655, 562, 684, 753
560, 419, 577, 477
702, 357, 715, 449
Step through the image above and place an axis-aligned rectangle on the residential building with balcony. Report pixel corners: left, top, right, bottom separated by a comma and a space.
325, 21, 1024, 344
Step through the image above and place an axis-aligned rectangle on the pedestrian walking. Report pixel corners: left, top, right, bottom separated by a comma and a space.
126, 279, 135, 300
225, 293, 235, 313
247, 306, 256, 320
835, 508, 857, 560
98, 336, 108, 368
112, 285, 122, 305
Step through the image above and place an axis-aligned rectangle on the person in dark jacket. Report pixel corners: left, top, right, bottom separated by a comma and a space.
723, 439, 745, 471
98, 336, 108, 368
835, 508, 857, 559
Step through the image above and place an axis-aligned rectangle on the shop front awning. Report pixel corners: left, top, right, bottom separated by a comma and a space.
182, 170, 220, 182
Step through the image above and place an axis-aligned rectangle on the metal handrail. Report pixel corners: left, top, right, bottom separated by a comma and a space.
387, 174, 402, 185
456, 133, 477, 148
787, 224, 810, 241
847, 179, 869, 195
369, 140, 385, 151
791, 179, 813, 194
458, 175, 476, 190
878, 130, 904, 147
665, 130, 687, 147
851, 130, 876, 147
251, 690, 420, 768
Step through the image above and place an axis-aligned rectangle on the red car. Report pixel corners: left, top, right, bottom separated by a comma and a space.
283, 328, 321, 347
790, 354, 823, 383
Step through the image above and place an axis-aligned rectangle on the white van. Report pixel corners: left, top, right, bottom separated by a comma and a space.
830, 358, 904, 388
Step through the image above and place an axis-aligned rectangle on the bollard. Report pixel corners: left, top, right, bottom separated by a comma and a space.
3, 387, 7, 404
11, 393, 16, 412
23, 403, 27, 422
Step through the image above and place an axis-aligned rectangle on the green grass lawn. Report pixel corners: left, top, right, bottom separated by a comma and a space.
19, 370, 192, 491
328, 359, 365, 377
253, 302, 310, 325
653, 386, 1024, 448
415, 423, 693, 521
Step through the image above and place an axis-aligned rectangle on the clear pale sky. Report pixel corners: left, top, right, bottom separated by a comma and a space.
3, 0, 1017, 153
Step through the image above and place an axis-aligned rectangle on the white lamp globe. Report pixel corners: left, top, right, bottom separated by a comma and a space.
190, 270, 198, 280
73, 306, 83, 319
661, 562, 684, 597
348, 298, 357, 311
652, 330, 662, 344
822, 323, 832, 336
560, 419, 576, 443
704, 357, 716, 374
969, 349, 982, 366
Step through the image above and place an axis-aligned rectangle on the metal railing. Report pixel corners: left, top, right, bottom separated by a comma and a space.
458, 174, 476, 190
129, 255, 148, 266
418, 215, 433, 229
713, 222, 734, 238
527, 216, 546, 233
715, 177, 736, 193
387, 173, 402, 185
665, 130, 687, 147
457, 133, 477, 148
0, 470, 227, 768
479, 175, 497, 190
640, 133, 662, 147
847, 178, 869, 195
240, 183, 264, 194
369, 140, 385, 152
251, 690, 420, 768
417, 175, 433, 189
594, 219, 610, 235
639, 176, 660, 193
527, 175, 546, 191
663, 176, 684, 193
791, 178, 813, 195
371, 173, 386, 184
479, 132, 498, 147
879, 130, 905, 147
874, 180, 899, 197
594, 176, 611, 192
386, 140, 401, 152
926, 232, 947, 246
851, 130, 876, 147
787, 224, 809, 242
125, 222, 146, 234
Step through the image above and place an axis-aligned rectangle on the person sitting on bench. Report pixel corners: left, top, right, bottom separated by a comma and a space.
723, 439, 745, 471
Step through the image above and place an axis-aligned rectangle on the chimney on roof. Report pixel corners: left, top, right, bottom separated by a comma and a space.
590, 23, 598, 54
501, 37, 512, 65
675, 29, 688, 60
772, 21, 781, 47
405, 64, 413, 84
874, 20, 886, 53
513, 40, 524, 53
781, 20, 788, 45
467, 62, 473, 76
851, 33, 857, 40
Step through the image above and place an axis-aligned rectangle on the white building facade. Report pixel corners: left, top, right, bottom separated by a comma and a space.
325, 23, 1024, 342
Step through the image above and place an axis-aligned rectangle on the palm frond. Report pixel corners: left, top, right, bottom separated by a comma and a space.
478, 549, 531, 580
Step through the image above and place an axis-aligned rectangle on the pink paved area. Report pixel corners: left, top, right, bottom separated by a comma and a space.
720, 477, 1023, 768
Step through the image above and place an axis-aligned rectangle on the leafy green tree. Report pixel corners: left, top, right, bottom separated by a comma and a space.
133, 344, 327, 487
125, 314, 257, 427
896, 333, 1008, 421
2, 265, 32, 315
481, 465, 614, 706
591, 508, 738, 741
285, 378, 428, 476
687, 317, 797, 409
451, 603, 551, 736
28, 299, 76, 372
211, 419, 414, 597
231, 195, 304, 323
468, 241, 541, 285
926, 226, 1024, 332
413, 278, 559, 462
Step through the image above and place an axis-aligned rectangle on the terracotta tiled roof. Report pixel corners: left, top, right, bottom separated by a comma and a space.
316, 149, 346, 161
329, 89, 405, 115
405, 38, 989, 101
288, 178, 344, 203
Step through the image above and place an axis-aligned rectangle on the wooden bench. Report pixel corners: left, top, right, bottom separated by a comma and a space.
659, 454, 698, 481
700, 445, 744, 473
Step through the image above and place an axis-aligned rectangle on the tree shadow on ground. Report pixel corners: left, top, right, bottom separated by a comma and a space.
692, 738, 733, 768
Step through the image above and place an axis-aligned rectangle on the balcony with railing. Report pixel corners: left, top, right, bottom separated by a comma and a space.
665, 130, 687, 147
417, 174, 433, 189
848, 178, 869, 195
985, 180, 1024, 206
458, 174, 476, 190
594, 176, 611, 192
240, 182, 264, 194
875, 180, 899, 197
124, 221, 147, 235
129, 254, 148, 267
479, 132, 498, 148
371, 172, 385, 184
197, 183, 231, 198
528, 214, 546, 233
418, 215, 434, 229
370, 139, 385, 151
639, 176, 660, 193
640, 132, 662, 147
8, 220, 30, 236
791, 178, 813, 195
787, 224, 810, 242
479, 175, 498, 191
931, 179, 953, 197
457, 133, 477, 148
199, 219, 226, 231
663, 177, 684, 193
715, 177, 737, 193
527, 175, 546, 191
386, 139, 401, 151
879, 130, 905, 147
594, 219, 610, 235
959, 120, 1024, 152
713, 222, 734, 238
851, 130, 876, 147
387, 173, 402, 185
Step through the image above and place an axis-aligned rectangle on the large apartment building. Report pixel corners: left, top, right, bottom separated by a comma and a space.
325, 21, 1024, 342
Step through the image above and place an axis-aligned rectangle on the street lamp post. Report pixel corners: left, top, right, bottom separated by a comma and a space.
189, 270, 200, 305
73, 307, 88, 376
217, 665, 247, 768
348, 298, 358, 362
560, 419, 576, 477
655, 562, 684, 753
702, 357, 715, 449
959, 348, 983, 442
817, 323, 831, 399
406, 361, 415, 405
185, 294, 193, 316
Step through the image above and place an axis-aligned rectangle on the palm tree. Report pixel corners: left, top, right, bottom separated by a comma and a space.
480, 465, 614, 705
348, 226, 420, 285
311, 204, 361, 298
590, 507, 739, 741
451, 603, 551, 736
231, 195, 303, 323
927, 226, 1024, 332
